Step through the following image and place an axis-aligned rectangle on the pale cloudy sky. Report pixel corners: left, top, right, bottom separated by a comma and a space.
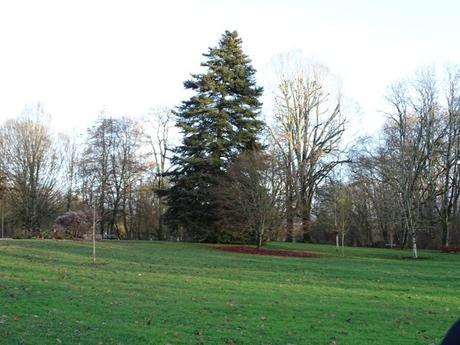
0, 0, 459, 138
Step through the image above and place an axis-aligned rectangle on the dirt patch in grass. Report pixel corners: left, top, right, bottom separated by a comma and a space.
399, 256, 430, 260
215, 245, 321, 258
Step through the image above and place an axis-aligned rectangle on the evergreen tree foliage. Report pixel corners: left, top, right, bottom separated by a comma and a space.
165, 30, 264, 241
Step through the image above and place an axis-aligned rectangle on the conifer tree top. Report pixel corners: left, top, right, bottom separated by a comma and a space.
176, 30, 263, 158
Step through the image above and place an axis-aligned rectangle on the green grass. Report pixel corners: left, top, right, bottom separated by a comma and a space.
0, 240, 459, 345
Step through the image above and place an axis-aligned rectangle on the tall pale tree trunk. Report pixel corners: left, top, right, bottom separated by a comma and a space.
1, 198, 4, 238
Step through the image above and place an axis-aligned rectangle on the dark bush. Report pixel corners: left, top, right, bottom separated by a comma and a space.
53, 211, 91, 239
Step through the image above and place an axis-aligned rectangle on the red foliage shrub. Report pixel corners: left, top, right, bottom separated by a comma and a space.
440, 246, 460, 253
215, 245, 321, 258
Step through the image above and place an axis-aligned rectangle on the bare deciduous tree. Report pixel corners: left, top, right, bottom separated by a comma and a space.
0, 104, 62, 234
215, 151, 282, 247
271, 57, 347, 242
58, 133, 80, 212
383, 69, 443, 258
81, 116, 144, 238
439, 67, 460, 247
145, 107, 173, 240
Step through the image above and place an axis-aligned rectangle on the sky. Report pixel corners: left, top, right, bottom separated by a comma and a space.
0, 0, 459, 140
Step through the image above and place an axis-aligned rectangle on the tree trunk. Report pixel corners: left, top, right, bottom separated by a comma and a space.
400, 218, 408, 248
66, 191, 72, 212
286, 208, 294, 242
381, 223, 388, 244
157, 203, 164, 240
389, 227, 394, 247
302, 215, 312, 242
411, 230, 418, 259
92, 206, 96, 265
285, 177, 294, 242
367, 223, 373, 247
301, 197, 313, 242
122, 210, 129, 240
1, 198, 4, 238
99, 199, 105, 238
441, 209, 450, 247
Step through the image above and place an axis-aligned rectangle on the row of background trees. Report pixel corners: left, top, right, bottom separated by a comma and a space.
0, 104, 173, 241
0, 31, 459, 256
313, 67, 460, 257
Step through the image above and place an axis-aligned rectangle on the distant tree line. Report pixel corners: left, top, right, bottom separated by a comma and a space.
0, 31, 459, 254
313, 67, 460, 257
0, 105, 172, 241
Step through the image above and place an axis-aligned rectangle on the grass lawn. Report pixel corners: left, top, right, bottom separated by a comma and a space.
0, 240, 459, 345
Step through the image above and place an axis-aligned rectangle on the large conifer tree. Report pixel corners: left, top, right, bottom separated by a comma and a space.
165, 30, 264, 241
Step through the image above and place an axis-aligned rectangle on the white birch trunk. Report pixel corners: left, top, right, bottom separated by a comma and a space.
341, 231, 345, 256
411, 231, 418, 259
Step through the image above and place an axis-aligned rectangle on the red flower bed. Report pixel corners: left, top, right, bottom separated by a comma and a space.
440, 246, 460, 253
215, 245, 321, 258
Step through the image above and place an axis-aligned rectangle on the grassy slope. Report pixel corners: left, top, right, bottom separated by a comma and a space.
0, 240, 459, 345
